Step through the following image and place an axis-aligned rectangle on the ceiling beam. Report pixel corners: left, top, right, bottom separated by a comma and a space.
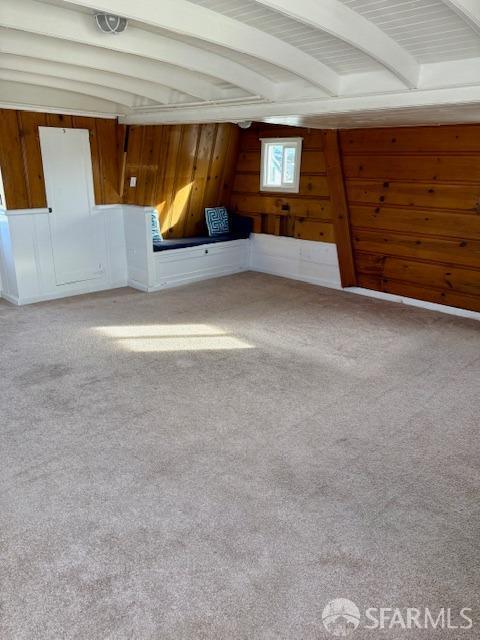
0, 54, 169, 105
121, 83, 480, 125
0, 81, 120, 116
62, 0, 340, 95
0, 0, 278, 101
0, 69, 135, 108
251, 0, 419, 88
0, 28, 224, 103
441, 0, 480, 33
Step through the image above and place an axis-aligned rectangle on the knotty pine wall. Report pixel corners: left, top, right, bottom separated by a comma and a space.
340, 125, 480, 313
123, 123, 239, 238
229, 124, 335, 242
0, 108, 124, 208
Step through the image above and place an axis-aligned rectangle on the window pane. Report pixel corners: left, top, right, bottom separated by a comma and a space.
266, 144, 283, 186
283, 146, 296, 184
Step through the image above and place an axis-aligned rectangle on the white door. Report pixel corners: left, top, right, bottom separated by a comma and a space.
39, 126, 103, 286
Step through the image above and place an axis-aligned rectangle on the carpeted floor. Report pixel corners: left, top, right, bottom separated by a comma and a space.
1, 272, 479, 639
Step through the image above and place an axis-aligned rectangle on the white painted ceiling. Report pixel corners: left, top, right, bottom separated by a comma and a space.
1, 0, 480, 127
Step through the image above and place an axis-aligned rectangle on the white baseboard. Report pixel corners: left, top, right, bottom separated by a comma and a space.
3, 280, 128, 305
148, 265, 248, 292
127, 278, 149, 292
0, 291, 20, 305
345, 287, 480, 321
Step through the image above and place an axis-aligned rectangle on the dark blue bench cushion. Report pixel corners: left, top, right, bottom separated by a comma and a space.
153, 215, 252, 252
153, 231, 248, 252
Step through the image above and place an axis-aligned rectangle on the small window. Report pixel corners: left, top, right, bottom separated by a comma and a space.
260, 137, 302, 193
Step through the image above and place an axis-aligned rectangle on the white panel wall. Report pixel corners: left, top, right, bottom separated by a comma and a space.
0, 205, 127, 305
0, 211, 18, 301
123, 206, 155, 291
249, 233, 341, 289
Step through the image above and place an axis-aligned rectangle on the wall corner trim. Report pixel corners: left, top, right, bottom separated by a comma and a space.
322, 129, 357, 288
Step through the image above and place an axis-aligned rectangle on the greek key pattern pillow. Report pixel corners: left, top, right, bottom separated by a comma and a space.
205, 207, 229, 236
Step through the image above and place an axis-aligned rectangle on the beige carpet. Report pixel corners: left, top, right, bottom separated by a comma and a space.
1, 272, 479, 639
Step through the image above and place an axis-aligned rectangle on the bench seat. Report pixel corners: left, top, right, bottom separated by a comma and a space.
153, 231, 249, 252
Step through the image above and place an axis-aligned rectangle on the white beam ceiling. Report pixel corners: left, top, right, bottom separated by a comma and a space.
251, 0, 419, 87
0, 69, 136, 107
0, 54, 174, 105
0, 29, 223, 103
1, 0, 480, 127
0, 0, 278, 100
62, 0, 340, 95
0, 81, 119, 115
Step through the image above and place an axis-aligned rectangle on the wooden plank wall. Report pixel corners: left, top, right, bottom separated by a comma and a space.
0, 108, 124, 208
340, 125, 480, 312
229, 124, 335, 242
123, 123, 239, 238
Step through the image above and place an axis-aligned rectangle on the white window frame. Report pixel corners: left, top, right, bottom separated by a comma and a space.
260, 137, 303, 193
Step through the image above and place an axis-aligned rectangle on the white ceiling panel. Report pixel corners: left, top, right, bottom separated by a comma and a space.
191, 0, 382, 73
342, 0, 480, 62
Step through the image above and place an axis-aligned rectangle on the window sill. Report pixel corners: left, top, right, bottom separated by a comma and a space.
260, 186, 300, 194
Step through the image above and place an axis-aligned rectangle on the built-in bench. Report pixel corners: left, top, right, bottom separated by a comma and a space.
124, 207, 252, 292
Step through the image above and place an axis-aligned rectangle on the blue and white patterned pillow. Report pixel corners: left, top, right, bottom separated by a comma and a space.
205, 206, 229, 236
151, 210, 162, 242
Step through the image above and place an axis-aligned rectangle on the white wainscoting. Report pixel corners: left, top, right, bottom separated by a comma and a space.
2, 212, 479, 321
0, 205, 127, 305
124, 206, 155, 291
249, 233, 342, 289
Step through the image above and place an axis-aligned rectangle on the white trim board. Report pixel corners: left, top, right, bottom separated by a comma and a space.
345, 287, 480, 322
3, 281, 127, 306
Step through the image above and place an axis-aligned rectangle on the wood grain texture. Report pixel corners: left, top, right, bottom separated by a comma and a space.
346, 179, 480, 211
229, 123, 335, 243
323, 130, 356, 287
0, 109, 29, 209
123, 123, 239, 238
0, 108, 123, 208
341, 124, 480, 312
340, 125, 480, 154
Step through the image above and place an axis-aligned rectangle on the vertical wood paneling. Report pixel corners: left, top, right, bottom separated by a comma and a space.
0, 109, 29, 209
158, 125, 183, 236
228, 123, 335, 242
219, 123, 240, 206
0, 108, 122, 208
185, 123, 217, 237
17, 110, 47, 208
46, 113, 73, 128
168, 123, 199, 238
123, 122, 240, 238
96, 118, 123, 204
340, 124, 480, 313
